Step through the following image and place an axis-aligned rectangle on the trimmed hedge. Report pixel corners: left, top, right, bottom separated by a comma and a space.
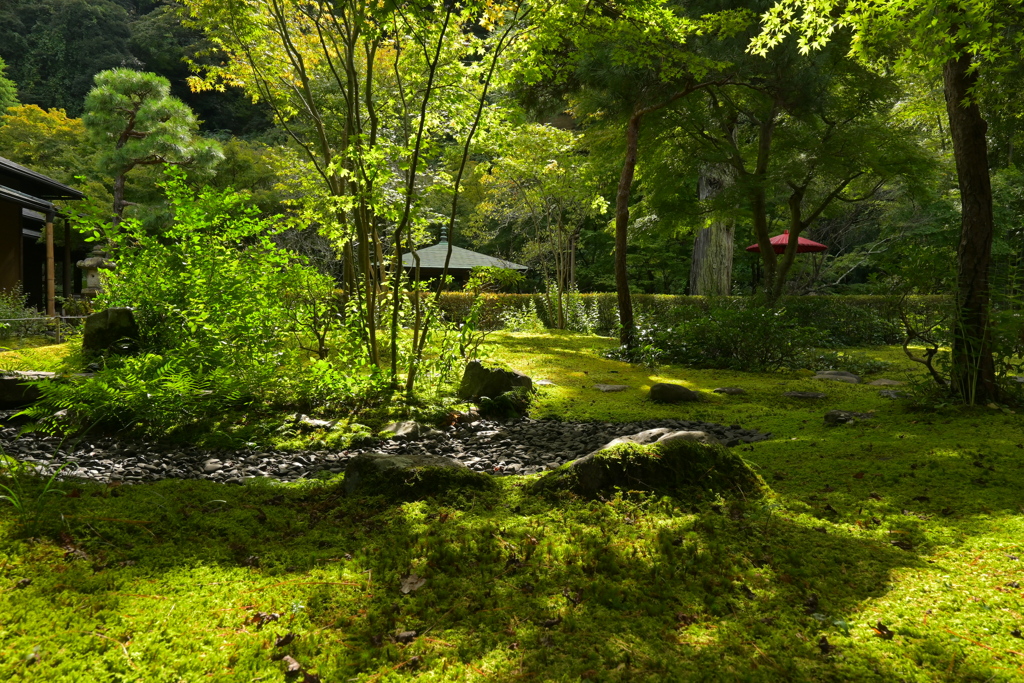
435, 292, 949, 347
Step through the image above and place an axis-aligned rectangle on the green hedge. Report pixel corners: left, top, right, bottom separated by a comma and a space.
434, 293, 950, 347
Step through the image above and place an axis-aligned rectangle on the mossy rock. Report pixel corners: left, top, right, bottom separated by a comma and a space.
529, 440, 766, 501
478, 386, 534, 420
344, 452, 496, 500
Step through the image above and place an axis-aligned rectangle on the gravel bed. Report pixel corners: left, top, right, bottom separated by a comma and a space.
0, 413, 770, 485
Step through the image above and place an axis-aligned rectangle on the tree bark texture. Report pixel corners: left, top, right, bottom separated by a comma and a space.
689, 171, 734, 296
614, 112, 643, 348
943, 53, 998, 404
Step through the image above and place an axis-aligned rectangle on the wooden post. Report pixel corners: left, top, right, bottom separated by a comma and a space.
45, 209, 56, 317
63, 217, 72, 303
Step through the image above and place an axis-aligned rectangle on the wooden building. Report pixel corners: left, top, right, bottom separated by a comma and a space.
0, 156, 84, 312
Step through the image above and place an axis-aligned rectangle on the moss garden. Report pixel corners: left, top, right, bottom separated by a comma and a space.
0, 330, 1020, 682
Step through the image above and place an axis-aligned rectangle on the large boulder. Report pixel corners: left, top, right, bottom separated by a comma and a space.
649, 383, 701, 403
0, 371, 55, 408
530, 439, 765, 500
344, 452, 495, 499
82, 308, 140, 355
458, 360, 532, 400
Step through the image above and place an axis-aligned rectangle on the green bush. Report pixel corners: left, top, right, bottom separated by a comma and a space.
0, 289, 48, 339
22, 169, 371, 437
435, 292, 949, 346
650, 304, 826, 372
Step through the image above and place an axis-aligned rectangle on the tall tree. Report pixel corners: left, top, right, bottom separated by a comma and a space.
0, 57, 18, 112
519, 0, 750, 348
83, 68, 221, 229
752, 0, 1024, 402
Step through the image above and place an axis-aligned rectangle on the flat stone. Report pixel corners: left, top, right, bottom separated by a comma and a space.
814, 372, 860, 384
382, 421, 424, 439
600, 427, 674, 450
879, 390, 908, 399
203, 459, 223, 473
649, 383, 700, 404
713, 387, 747, 395
343, 451, 494, 498
783, 391, 827, 399
824, 410, 873, 426
593, 384, 628, 392
0, 371, 55, 408
535, 379, 556, 386
869, 379, 905, 386
656, 430, 720, 446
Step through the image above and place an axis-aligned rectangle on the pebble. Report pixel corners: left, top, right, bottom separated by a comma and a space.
0, 411, 770, 485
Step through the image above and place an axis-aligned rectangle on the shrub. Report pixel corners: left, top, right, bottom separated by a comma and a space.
22, 169, 365, 437
0, 289, 48, 339
650, 304, 826, 372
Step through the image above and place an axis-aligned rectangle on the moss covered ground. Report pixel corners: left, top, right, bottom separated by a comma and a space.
2, 330, 1024, 681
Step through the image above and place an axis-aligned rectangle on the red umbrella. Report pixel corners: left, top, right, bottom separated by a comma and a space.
745, 230, 828, 254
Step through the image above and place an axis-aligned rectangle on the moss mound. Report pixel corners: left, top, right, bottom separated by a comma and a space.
343, 452, 497, 500
530, 440, 767, 500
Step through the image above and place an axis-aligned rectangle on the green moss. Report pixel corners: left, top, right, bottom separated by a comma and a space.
2, 332, 1024, 681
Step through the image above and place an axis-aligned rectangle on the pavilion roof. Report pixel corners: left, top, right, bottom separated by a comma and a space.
401, 242, 527, 271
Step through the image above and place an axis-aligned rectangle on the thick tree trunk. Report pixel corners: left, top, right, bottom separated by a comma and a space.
943, 54, 998, 404
614, 112, 643, 348
689, 171, 734, 296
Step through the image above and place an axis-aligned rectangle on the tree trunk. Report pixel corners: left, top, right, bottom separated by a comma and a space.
943, 53, 998, 404
615, 112, 643, 348
689, 171, 734, 296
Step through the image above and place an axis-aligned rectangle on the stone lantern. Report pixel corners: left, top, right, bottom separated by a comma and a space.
76, 250, 115, 299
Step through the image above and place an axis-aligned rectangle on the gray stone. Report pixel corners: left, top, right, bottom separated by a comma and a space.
783, 391, 828, 399
343, 451, 494, 498
593, 384, 628, 392
82, 308, 140, 355
713, 387, 747, 395
458, 360, 532, 400
656, 430, 721, 446
535, 379, 556, 386
1014, 376, 1024, 384
824, 410, 873, 426
297, 415, 335, 431
0, 371, 55, 408
879, 389, 908, 399
649, 383, 700, 403
869, 378, 905, 386
814, 371, 860, 384
600, 427, 674, 450
382, 421, 425, 439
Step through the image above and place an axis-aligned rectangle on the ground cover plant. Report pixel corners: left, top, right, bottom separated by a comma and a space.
3, 331, 1024, 681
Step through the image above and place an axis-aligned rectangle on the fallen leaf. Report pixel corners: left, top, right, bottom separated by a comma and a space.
15, 578, 32, 589
541, 617, 562, 628
1011, 629, 1022, 639
818, 635, 833, 654
275, 633, 296, 647
853, 472, 865, 479
400, 573, 426, 594
250, 612, 281, 629
282, 655, 302, 672
407, 655, 422, 669
873, 622, 894, 640
868, 492, 882, 500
